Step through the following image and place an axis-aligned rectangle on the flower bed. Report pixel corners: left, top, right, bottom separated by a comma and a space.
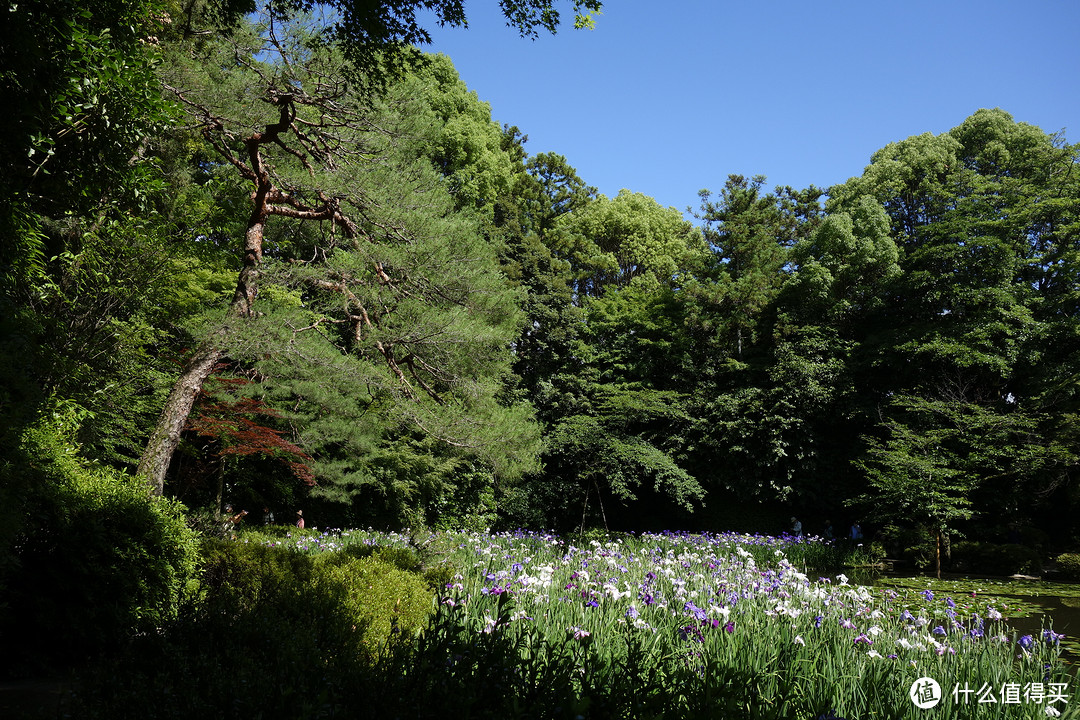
258, 528, 1074, 718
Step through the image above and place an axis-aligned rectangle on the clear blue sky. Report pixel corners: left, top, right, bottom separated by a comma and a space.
419, 0, 1079, 214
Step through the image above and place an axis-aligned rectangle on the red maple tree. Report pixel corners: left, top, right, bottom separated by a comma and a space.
187, 374, 315, 486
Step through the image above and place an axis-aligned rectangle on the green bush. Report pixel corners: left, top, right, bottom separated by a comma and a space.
79, 540, 360, 719
1054, 552, 1080, 580
423, 563, 456, 593
192, 541, 433, 661
0, 407, 200, 671
950, 541, 1042, 576
72, 541, 435, 719
343, 543, 422, 571
314, 552, 434, 656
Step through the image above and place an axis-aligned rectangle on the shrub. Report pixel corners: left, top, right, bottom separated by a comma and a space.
193, 540, 433, 661
343, 543, 422, 572
1054, 552, 1080, 580
950, 541, 1042, 576
314, 553, 434, 656
73, 541, 435, 719
0, 407, 200, 671
422, 563, 456, 594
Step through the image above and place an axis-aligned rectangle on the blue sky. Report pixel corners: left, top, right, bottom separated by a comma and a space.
419, 0, 1079, 215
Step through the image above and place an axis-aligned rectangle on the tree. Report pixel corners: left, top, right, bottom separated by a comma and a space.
137, 18, 363, 493
836, 109, 1080, 545
854, 397, 976, 579
551, 189, 705, 299
1, 0, 178, 440
132, 0, 605, 497
134, 16, 542, 525
783, 194, 899, 331
694, 176, 822, 360
289, 0, 603, 91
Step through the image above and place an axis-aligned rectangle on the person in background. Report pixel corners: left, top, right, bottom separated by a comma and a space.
296, 510, 305, 529
221, 506, 248, 538
850, 522, 862, 541
791, 517, 803, 538
823, 520, 834, 540
263, 506, 274, 525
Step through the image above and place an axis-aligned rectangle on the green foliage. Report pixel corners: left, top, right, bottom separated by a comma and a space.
950, 541, 1043, 576
344, 543, 422, 572
403, 53, 517, 212
552, 189, 705, 298
73, 538, 437, 719
194, 539, 433, 662
0, 405, 199, 671
0, 0, 173, 215
314, 553, 434, 653
1055, 553, 1080, 580
142, 19, 543, 517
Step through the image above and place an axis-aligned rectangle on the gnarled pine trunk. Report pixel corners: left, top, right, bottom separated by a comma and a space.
136, 213, 266, 495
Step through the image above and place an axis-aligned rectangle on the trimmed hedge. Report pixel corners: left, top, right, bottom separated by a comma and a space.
1055, 552, 1080, 580
950, 541, 1042, 576
0, 408, 200, 671
196, 539, 434, 658
73, 539, 437, 719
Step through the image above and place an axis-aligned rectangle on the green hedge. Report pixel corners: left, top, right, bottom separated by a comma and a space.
0, 407, 200, 671
950, 541, 1042, 576
195, 539, 433, 657
1055, 552, 1080, 580
73, 539, 437, 719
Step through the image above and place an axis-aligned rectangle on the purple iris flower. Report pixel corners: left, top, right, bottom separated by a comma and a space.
679, 625, 704, 643
684, 601, 708, 621
932, 626, 947, 636
1018, 635, 1034, 651
1043, 629, 1064, 644
922, 590, 934, 602
946, 597, 956, 608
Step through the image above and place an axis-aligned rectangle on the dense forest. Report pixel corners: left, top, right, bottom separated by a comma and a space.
3, 0, 1080, 656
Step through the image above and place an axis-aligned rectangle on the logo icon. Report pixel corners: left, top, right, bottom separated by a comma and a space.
909, 677, 942, 709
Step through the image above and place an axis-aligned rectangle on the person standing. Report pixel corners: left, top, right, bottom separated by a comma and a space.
791, 517, 803, 538
296, 510, 305, 529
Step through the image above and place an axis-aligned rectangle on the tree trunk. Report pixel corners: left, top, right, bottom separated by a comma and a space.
136, 341, 225, 495
935, 527, 942, 580
137, 214, 265, 495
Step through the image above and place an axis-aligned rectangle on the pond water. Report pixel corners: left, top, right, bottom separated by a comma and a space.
850, 571, 1080, 665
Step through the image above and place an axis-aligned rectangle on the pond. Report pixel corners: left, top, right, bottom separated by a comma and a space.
851, 571, 1080, 665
